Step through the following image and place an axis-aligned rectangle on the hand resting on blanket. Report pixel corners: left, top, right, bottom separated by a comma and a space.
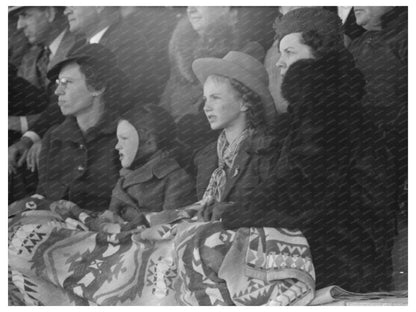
195, 194, 236, 222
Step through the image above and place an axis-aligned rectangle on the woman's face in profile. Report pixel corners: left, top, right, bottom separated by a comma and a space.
115, 120, 139, 168
187, 6, 231, 34
55, 62, 95, 117
276, 32, 314, 76
203, 76, 246, 131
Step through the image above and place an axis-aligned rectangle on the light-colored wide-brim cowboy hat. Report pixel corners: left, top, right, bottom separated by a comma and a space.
192, 51, 277, 123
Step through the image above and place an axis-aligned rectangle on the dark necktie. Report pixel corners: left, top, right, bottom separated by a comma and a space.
36, 46, 51, 88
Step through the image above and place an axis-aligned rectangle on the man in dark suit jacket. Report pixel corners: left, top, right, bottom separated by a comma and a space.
10, 28, 78, 132
8, 6, 80, 202
324, 6, 366, 45
8, 6, 78, 136
65, 6, 157, 104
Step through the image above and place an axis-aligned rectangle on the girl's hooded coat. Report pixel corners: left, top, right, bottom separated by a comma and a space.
109, 150, 196, 215
108, 106, 196, 216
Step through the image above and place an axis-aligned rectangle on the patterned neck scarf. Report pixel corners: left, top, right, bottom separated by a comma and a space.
203, 129, 250, 202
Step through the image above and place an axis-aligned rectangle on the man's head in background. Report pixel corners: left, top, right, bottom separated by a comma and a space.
64, 7, 120, 38
13, 6, 66, 45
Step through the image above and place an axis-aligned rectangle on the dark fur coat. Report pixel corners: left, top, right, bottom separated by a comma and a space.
219, 51, 397, 292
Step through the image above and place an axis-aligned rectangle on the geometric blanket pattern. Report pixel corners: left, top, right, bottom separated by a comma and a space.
9, 202, 315, 306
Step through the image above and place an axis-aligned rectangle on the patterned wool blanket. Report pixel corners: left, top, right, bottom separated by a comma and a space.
8, 198, 315, 306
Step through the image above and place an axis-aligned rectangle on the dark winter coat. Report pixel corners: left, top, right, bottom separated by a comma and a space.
37, 112, 120, 213
109, 151, 196, 215
349, 7, 408, 223
8, 63, 48, 144
349, 7, 407, 132
218, 52, 396, 292
194, 130, 279, 204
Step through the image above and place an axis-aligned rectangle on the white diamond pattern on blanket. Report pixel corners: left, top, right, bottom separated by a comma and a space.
146, 256, 177, 298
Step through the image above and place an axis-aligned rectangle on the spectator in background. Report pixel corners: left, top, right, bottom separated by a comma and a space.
119, 6, 184, 99
235, 6, 278, 52
325, 6, 366, 46
8, 6, 77, 137
8, 8, 31, 68
8, 63, 48, 204
65, 6, 157, 104
349, 6, 408, 290
8, 63, 47, 146
8, 6, 79, 202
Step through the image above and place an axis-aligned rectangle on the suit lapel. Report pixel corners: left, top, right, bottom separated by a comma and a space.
98, 22, 118, 47
48, 29, 77, 70
17, 45, 42, 88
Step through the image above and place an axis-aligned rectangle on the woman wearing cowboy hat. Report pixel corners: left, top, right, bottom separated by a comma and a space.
175, 51, 283, 306
191, 50, 278, 220
171, 51, 314, 306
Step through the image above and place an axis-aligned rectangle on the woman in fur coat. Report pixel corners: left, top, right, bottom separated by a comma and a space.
209, 8, 396, 292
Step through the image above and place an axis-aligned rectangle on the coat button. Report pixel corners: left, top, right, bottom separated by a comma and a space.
77, 165, 85, 172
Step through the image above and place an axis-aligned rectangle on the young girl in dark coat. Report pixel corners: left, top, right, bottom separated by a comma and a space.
56, 104, 196, 232
107, 104, 197, 227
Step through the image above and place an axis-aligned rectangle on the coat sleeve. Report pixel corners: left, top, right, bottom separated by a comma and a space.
8, 63, 48, 116
163, 169, 197, 210
35, 127, 54, 196
108, 192, 124, 215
